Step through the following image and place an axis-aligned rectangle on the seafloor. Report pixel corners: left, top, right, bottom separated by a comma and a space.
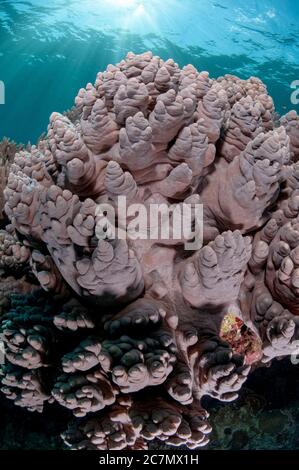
0, 358, 298, 450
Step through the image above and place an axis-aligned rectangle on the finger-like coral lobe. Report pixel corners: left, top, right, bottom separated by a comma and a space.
1, 52, 298, 450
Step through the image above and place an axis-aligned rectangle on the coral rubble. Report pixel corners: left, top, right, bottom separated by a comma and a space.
1, 51, 299, 450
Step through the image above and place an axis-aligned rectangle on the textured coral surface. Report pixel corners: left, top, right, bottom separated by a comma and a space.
1, 52, 299, 450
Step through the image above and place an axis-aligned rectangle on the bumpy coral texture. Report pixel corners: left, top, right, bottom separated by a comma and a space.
1, 52, 299, 450
0, 138, 23, 220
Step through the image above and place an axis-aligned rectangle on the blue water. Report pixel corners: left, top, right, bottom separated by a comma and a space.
0, 0, 299, 144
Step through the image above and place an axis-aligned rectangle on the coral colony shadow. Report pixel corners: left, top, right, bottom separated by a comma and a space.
1, 51, 299, 450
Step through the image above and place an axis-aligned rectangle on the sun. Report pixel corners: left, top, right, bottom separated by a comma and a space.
113, 0, 139, 7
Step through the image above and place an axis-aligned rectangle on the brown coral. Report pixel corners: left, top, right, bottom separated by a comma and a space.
1, 51, 299, 450
0, 138, 23, 220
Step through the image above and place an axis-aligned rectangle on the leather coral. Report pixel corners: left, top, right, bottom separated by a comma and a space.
1, 52, 299, 450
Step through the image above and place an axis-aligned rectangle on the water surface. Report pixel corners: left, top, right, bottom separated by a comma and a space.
0, 0, 298, 143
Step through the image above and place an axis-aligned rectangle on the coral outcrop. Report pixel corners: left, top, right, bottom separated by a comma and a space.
0, 138, 23, 221
1, 52, 299, 450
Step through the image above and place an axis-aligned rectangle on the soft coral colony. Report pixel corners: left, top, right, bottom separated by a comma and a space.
1, 51, 299, 450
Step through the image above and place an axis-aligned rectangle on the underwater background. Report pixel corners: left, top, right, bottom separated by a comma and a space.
0, 0, 299, 450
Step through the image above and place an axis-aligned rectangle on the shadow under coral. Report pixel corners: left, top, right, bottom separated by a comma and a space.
0, 358, 298, 450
